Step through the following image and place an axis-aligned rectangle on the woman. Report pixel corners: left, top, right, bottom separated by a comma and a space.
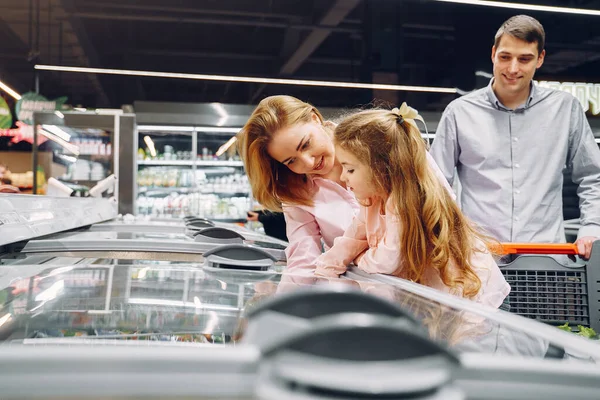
237, 95, 359, 271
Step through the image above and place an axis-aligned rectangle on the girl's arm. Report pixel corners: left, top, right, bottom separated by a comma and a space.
314, 207, 369, 277
355, 203, 403, 275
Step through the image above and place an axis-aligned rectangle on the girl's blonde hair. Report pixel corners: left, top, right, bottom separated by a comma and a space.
335, 109, 487, 299
237, 95, 324, 211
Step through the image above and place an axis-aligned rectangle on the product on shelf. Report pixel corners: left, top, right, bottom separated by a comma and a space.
137, 193, 251, 221
72, 138, 112, 156
61, 159, 107, 182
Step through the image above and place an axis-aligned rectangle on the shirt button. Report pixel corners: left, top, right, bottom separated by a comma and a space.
513, 137, 519, 142
515, 163, 520, 168
515, 217, 520, 221
515, 189, 521, 194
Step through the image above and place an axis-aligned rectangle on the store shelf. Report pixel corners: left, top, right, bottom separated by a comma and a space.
138, 187, 250, 197
212, 191, 250, 198
58, 179, 103, 186
138, 160, 243, 167
139, 187, 195, 195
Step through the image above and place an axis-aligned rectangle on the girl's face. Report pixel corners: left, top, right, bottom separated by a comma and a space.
335, 146, 379, 202
267, 114, 335, 176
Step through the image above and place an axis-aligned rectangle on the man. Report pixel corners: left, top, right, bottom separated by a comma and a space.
430, 15, 600, 260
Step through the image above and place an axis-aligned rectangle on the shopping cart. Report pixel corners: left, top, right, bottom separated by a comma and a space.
498, 243, 600, 332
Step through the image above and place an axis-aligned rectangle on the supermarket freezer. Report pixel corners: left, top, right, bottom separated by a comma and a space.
2, 195, 600, 399
1, 195, 286, 266
2, 257, 600, 399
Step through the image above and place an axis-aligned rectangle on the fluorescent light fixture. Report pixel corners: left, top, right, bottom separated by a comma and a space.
0, 313, 12, 328
57, 154, 77, 163
128, 297, 237, 311
137, 267, 149, 280
432, 0, 600, 16
45, 266, 74, 277
205, 311, 218, 334
193, 296, 203, 308
211, 102, 229, 126
35, 280, 65, 302
35, 64, 458, 94
197, 126, 241, 133
138, 125, 195, 132
143, 135, 157, 157
475, 70, 493, 79
215, 136, 237, 157
39, 128, 80, 155
73, 107, 87, 112
0, 79, 21, 100
54, 110, 64, 119
95, 108, 123, 115
42, 124, 71, 142
137, 125, 241, 133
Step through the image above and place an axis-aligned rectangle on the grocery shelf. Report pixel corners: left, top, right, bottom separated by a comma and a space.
138, 187, 250, 197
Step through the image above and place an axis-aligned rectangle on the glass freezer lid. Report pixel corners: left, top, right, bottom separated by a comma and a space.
1, 262, 599, 364
17, 228, 287, 261
89, 220, 289, 248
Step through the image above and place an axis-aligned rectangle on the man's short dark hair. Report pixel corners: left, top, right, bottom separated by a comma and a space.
495, 15, 545, 55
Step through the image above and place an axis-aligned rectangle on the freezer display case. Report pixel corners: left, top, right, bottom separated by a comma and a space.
2, 195, 600, 400
136, 125, 251, 222
31, 110, 133, 198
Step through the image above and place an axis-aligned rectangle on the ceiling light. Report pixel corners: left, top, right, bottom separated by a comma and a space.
215, 136, 237, 157
475, 70, 493, 79
196, 126, 240, 133
39, 129, 80, 155
42, 124, 71, 142
211, 103, 229, 127
143, 135, 157, 158
137, 125, 241, 133
35, 64, 457, 94
432, 0, 600, 16
0, 79, 22, 100
95, 108, 123, 115
137, 125, 195, 132
54, 111, 64, 119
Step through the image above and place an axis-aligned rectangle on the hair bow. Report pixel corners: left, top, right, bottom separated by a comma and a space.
391, 102, 425, 130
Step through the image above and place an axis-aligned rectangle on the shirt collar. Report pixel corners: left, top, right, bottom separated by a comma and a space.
486, 78, 536, 111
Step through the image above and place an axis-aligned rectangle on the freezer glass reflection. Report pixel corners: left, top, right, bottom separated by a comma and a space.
0, 264, 597, 362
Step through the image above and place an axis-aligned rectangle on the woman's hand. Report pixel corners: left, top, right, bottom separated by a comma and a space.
246, 211, 260, 222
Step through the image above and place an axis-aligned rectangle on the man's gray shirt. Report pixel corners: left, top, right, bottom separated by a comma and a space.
430, 79, 600, 243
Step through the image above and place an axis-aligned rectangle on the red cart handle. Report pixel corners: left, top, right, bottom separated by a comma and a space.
498, 243, 578, 255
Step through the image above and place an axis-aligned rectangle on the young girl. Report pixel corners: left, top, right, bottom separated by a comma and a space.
314, 105, 510, 308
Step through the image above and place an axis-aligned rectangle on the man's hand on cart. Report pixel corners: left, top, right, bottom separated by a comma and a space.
575, 236, 598, 260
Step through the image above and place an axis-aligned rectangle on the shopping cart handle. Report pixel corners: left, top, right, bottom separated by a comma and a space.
498, 243, 578, 255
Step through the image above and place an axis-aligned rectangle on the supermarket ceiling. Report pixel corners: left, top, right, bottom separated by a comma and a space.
2, 0, 600, 111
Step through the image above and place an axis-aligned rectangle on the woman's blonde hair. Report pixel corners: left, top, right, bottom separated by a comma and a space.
335, 109, 488, 299
237, 95, 325, 211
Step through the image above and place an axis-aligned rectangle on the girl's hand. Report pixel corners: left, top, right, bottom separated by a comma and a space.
354, 250, 366, 265
314, 265, 343, 278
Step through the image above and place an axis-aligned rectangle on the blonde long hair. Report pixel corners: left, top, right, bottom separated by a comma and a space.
335, 109, 485, 298
237, 95, 325, 211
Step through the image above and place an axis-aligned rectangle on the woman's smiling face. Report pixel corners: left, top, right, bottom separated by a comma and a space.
267, 114, 335, 176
